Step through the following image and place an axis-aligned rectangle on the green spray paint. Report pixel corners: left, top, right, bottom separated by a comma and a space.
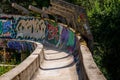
67, 30, 75, 47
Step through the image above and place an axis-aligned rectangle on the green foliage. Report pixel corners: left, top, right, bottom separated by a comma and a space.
35, 0, 50, 8
64, 0, 120, 80
0, 66, 14, 76
72, 0, 120, 80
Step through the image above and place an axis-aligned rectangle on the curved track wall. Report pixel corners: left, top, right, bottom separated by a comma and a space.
0, 15, 81, 78
0, 16, 78, 53
0, 39, 36, 63
0, 40, 43, 80
0, 15, 106, 80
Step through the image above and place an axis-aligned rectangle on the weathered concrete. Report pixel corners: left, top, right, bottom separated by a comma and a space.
12, 3, 30, 15
0, 0, 106, 78
0, 40, 43, 80
80, 44, 106, 80
0, 40, 106, 80
31, 47, 79, 80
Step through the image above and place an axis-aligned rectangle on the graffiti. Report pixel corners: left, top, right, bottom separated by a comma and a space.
7, 41, 34, 53
77, 13, 92, 42
0, 18, 16, 38
67, 30, 75, 46
0, 20, 12, 37
57, 27, 76, 52
7, 41, 21, 51
47, 24, 58, 40
0, 16, 78, 54
60, 27, 69, 45
0, 39, 35, 64
0, 16, 83, 76
3, 20, 12, 34
45, 20, 59, 45
56, 25, 63, 47
16, 19, 46, 39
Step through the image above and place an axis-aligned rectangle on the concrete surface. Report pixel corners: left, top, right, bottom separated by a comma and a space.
31, 47, 79, 80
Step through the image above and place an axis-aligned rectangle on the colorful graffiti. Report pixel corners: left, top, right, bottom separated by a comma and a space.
47, 23, 58, 40
0, 39, 35, 64
45, 20, 59, 45
16, 19, 46, 39
0, 19, 16, 38
0, 16, 77, 53
0, 16, 82, 76
7, 40, 34, 53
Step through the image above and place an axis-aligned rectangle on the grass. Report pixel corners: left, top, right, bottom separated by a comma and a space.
0, 66, 15, 76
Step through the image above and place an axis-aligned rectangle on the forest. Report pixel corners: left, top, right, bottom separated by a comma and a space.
0, 0, 120, 80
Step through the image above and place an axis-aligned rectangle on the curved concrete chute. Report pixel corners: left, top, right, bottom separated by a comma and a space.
0, 0, 106, 80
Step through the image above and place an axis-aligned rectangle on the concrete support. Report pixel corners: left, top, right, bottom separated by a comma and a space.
12, 3, 29, 15
29, 5, 43, 14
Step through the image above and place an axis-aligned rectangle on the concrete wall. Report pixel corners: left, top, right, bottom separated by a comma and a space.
0, 15, 106, 80
80, 44, 106, 80
0, 16, 77, 54
0, 39, 36, 63
0, 40, 43, 80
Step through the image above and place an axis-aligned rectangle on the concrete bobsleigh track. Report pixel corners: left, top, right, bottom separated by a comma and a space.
0, 0, 106, 80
